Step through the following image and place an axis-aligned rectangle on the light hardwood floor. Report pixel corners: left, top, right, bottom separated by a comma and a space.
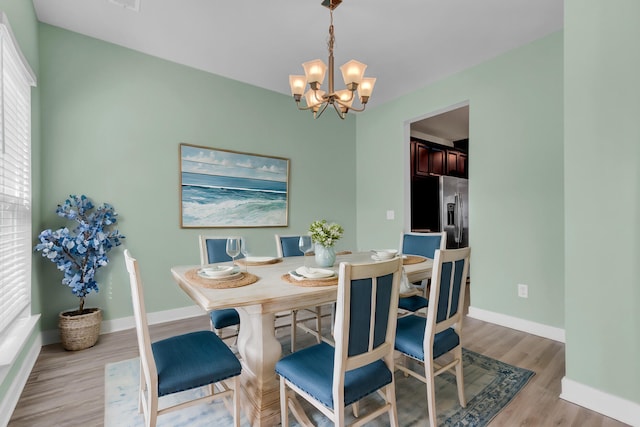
8, 300, 629, 427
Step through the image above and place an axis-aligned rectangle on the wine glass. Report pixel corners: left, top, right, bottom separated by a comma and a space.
299, 235, 313, 268
240, 237, 250, 272
226, 237, 241, 268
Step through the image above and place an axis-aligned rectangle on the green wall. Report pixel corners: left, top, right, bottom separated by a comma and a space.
356, 33, 565, 328
36, 24, 357, 330
564, 0, 640, 402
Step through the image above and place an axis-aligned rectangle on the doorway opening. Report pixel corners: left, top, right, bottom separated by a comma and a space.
406, 104, 469, 244
405, 103, 471, 296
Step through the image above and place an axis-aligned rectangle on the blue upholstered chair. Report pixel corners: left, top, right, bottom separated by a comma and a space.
275, 234, 324, 352
199, 235, 244, 341
401, 231, 446, 259
394, 247, 471, 427
397, 231, 447, 314
124, 250, 242, 427
275, 234, 306, 258
276, 257, 403, 426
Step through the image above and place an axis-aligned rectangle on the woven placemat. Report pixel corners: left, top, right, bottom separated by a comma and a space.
281, 274, 338, 287
403, 255, 428, 265
236, 257, 283, 266
186, 269, 259, 289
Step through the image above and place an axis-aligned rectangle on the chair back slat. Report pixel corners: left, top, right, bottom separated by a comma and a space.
347, 273, 394, 356
435, 260, 464, 322
400, 231, 446, 258
426, 248, 471, 338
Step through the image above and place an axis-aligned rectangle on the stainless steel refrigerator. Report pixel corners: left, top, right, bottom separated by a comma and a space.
439, 176, 469, 248
410, 175, 469, 249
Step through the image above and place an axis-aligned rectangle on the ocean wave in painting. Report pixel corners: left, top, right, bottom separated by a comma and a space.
181, 183, 287, 227
182, 172, 286, 193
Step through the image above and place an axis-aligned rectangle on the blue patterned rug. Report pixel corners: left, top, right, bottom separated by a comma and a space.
105, 348, 533, 426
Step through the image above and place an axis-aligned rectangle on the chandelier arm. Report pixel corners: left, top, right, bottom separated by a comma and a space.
315, 101, 330, 119
332, 102, 346, 119
295, 102, 324, 112
334, 96, 366, 112
344, 104, 366, 113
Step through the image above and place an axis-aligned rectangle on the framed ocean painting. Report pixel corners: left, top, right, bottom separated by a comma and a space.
179, 144, 289, 228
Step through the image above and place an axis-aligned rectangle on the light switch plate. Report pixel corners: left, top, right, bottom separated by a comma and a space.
518, 284, 528, 298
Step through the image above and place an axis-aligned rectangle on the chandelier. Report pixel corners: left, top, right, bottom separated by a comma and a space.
288, 0, 376, 120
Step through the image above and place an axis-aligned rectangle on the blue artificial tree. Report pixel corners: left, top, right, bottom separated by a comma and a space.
35, 195, 125, 315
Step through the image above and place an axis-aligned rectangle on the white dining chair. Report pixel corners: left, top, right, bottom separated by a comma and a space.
394, 247, 471, 426
276, 257, 403, 426
124, 249, 242, 427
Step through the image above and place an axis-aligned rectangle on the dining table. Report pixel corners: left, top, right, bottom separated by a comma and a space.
171, 251, 433, 427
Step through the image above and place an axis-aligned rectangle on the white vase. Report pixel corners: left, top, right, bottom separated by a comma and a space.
314, 244, 336, 268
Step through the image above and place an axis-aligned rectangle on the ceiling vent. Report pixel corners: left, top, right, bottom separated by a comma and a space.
108, 0, 140, 12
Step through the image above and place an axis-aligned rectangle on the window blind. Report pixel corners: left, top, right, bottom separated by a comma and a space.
0, 14, 36, 335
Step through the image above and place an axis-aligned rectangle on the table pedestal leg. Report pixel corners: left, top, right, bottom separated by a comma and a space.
236, 307, 282, 426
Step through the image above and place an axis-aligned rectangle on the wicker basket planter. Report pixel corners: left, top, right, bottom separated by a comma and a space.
58, 308, 102, 351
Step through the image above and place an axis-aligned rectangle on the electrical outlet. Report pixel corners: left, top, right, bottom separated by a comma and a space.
386, 210, 395, 220
518, 284, 528, 298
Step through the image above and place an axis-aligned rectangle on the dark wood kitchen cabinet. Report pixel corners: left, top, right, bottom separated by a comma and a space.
411, 139, 467, 179
447, 150, 468, 178
414, 142, 445, 177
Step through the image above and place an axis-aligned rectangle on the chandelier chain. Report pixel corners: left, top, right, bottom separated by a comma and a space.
328, 9, 334, 55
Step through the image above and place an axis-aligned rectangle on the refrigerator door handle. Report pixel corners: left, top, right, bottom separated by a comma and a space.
458, 194, 463, 243
454, 193, 461, 243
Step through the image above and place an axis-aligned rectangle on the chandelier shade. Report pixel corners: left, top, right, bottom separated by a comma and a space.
289, 75, 307, 97
302, 60, 327, 86
339, 60, 366, 88
288, 0, 375, 119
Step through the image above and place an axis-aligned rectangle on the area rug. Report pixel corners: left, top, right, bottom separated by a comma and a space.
105, 348, 533, 426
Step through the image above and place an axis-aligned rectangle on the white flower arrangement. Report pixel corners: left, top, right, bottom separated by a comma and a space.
309, 219, 344, 248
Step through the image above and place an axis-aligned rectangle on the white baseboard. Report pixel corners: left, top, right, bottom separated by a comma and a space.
467, 306, 565, 343
561, 377, 640, 426
41, 305, 208, 346
0, 333, 41, 427
104, 305, 207, 333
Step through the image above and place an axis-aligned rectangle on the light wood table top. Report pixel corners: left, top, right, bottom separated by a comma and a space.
172, 252, 432, 313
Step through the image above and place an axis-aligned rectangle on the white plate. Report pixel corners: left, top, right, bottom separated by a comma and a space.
295, 266, 335, 279
198, 266, 239, 279
289, 270, 336, 281
245, 256, 277, 263
371, 254, 399, 262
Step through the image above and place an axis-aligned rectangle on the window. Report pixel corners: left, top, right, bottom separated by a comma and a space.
0, 13, 36, 337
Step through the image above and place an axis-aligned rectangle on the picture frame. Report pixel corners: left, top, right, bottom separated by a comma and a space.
179, 143, 290, 228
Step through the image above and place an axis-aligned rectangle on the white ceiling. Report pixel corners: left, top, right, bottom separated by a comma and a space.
32, 0, 563, 113
411, 105, 469, 142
